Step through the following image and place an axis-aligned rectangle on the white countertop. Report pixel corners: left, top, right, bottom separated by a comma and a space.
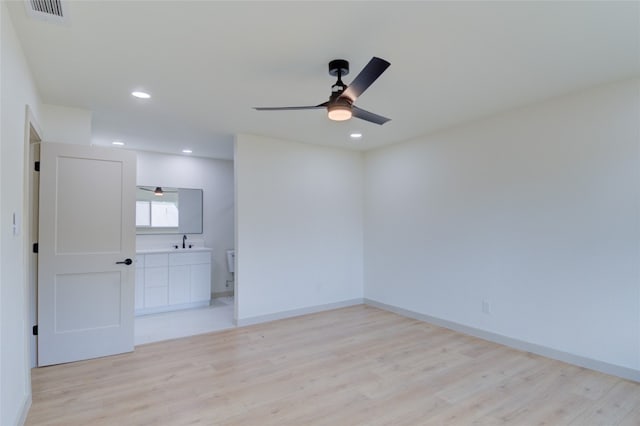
137, 247, 212, 254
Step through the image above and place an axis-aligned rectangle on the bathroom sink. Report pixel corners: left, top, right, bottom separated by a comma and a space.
170, 244, 207, 251
170, 235, 205, 250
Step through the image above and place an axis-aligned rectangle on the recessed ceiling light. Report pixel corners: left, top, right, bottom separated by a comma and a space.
350, 133, 363, 139
182, 149, 192, 154
112, 141, 125, 146
131, 91, 151, 99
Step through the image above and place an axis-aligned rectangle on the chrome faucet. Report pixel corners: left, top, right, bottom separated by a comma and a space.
182, 234, 187, 249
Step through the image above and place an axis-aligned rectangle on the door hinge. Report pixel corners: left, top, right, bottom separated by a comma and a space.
34, 161, 40, 172
32, 325, 38, 335
33, 243, 38, 253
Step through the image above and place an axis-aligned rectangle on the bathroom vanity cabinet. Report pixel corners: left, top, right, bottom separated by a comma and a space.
135, 248, 212, 315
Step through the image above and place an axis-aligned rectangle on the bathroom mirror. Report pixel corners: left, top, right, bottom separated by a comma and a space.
136, 186, 203, 234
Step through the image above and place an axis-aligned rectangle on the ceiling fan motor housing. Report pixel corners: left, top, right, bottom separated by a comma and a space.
329, 59, 349, 77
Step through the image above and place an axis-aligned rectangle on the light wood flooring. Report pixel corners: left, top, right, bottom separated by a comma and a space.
27, 305, 640, 425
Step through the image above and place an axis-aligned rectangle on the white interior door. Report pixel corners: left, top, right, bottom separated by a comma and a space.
38, 142, 136, 366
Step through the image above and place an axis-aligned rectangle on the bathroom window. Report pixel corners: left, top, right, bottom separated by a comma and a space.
136, 201, 151, 226
135, 186, 203, 234
136, 200, 179, 228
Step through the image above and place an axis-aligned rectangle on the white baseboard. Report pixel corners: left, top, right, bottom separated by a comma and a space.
135, 300, 210, 316
364, 298, 640, 383
17, 393, 32, 426
236, 298, 364, 327
212, 290, 234, 298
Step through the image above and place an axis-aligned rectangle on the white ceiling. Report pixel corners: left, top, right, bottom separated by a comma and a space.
7, 1, 640, 160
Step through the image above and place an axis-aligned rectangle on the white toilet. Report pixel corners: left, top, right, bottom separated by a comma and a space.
226, 249, 235, 274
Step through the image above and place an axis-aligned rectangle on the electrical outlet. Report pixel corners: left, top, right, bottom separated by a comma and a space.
482, 300, 491, 315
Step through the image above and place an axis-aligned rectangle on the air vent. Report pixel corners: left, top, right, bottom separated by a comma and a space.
29, 0, 63, 16
25, 0, 69, 24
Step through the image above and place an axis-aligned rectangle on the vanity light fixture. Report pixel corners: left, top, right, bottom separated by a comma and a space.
154, 187, 164, 196
112, 141, 125, 146
131, 91, 151, 99
182, 149, 192, 154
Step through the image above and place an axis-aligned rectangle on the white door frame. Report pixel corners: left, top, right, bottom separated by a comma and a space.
23, 105, 42, 369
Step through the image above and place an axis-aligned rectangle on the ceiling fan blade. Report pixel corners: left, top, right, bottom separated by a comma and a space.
341, 57, 390, 102
352, 105, 391, 125
254, 103, 326, 111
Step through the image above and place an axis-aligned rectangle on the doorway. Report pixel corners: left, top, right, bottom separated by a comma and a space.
132, 151, 237, 344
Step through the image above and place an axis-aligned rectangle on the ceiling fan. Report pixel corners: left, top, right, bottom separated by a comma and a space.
138, 186, 177, 196
254, 57, 391, 125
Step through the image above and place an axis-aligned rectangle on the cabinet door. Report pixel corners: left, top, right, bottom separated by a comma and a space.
145, 286, 168, 308
190, 263, 211, 302
145, 266, 168, 288
169, 265, 190, 305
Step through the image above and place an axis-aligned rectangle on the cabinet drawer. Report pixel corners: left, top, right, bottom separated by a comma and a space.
169, 251, 211, 266
145, 253, 168, 267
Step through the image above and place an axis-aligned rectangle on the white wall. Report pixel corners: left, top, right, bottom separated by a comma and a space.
235, 134, 364, 322
135, 151, 235, 295
0, 3, 42, 425
40, 104, 91, 145
364, 78, 640, 375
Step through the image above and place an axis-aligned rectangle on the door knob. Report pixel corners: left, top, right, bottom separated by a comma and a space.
116, 258, 133, 265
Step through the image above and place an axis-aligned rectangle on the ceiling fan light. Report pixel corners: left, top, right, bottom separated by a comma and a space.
327, 104, 352, 121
